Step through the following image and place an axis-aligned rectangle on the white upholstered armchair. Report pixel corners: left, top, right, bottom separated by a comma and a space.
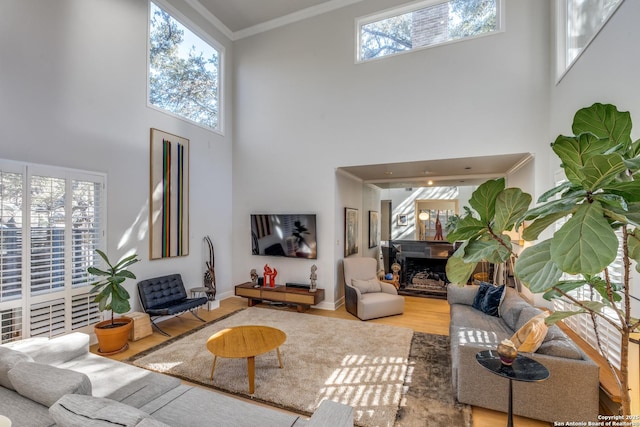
343, 257, 405, 320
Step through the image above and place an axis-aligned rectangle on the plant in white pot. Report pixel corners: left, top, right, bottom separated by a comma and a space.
89, 249, 140, 354
446, 103, 640, 415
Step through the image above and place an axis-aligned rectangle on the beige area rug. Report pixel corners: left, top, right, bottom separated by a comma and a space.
128, 307, 413, 427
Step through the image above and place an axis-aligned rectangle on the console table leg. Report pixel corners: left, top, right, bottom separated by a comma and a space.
507, 379, 513, 427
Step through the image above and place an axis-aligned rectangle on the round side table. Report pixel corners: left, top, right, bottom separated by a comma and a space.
476, 350, 549, 427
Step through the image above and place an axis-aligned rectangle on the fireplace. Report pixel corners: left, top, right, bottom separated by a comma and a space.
392, 240, 453, 299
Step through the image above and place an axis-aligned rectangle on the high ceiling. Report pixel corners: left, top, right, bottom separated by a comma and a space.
190, 2, 533, 189
338, 154, 533, 189
194, 0, 363, 38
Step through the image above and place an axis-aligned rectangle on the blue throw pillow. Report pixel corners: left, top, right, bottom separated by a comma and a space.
472, 281, 505, 317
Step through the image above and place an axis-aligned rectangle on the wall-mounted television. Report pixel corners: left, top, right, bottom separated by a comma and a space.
251, 214, 317, 259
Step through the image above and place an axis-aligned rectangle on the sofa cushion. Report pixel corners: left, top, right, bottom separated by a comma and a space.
536, 335, 584, 359
498, 287, 532, 330
514, 305, 545, 331
510, 312, 549, 352
472, 282, 505, 317
49, 394, 170, 427
0, 347, 34, 390
351, 278, 381, 294
8, 361, 92, 407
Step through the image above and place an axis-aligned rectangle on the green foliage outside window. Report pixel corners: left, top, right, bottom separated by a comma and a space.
149, 3, 220, 130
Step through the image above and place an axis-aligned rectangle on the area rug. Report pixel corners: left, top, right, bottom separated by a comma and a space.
395, 333, 473, 426
127, 307, 413, 427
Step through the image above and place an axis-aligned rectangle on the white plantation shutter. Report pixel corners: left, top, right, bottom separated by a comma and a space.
71, 292, 102, 329
0, 305, 22, 343
0, 170, 23, 303
0, 160, 105, 344
71, 180, 103, 288
30, 297, 66, 337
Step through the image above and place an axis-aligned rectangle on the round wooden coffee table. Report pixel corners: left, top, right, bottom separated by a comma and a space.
206, 325, 286, 394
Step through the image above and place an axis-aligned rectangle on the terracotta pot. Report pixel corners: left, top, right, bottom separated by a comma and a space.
94, 317, 133, 355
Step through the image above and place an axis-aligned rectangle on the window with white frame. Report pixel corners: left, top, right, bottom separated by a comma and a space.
357, 0, 502, 62
0, 161, 104, 344
555, 0, 624, 81
148, 1, 222, 132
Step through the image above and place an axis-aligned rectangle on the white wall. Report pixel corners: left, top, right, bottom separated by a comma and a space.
232, 0, 551, 306
0, 0, 234, 310
548, 0, 640, 317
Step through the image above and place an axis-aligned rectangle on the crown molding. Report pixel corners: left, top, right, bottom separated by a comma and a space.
183, 0, 234, 40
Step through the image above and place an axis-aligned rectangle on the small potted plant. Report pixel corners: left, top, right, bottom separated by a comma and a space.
89, 249, 140, 354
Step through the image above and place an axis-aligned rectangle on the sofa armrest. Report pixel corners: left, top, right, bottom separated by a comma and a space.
3, 332, 89, 366
379, 281, 398, 295
305, 400, 353, 427
454, 340, 599, 422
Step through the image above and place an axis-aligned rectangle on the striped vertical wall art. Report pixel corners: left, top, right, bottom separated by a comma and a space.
150, 128, 189, 259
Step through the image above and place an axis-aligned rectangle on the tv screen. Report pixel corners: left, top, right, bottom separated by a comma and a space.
251, 214, 317, 259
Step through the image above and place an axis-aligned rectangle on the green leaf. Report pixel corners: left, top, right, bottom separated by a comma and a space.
95, 249, 114, 270
545, 310, 585, 325
469, 178, 504, 223
629, 228, 640, 273
572, 103, 632, 150
523, 195, 582, 222
110, 293, 131, 314
581, 153, 626, 191
607, 202, 640, 228
514, 240, 562, 293
602, 181, 640, 203
87, 266, 111, 277
445, 255, 476, 285
552, 133, 609, 185
462, 238, 511, 264
538, 181, 572, 203
493, 188, 531, 234
446, 216, 486, 242
522, 211, 570, 241
593, 193, 628, 211
542, 280, 588, 300
550, 201, 619, 275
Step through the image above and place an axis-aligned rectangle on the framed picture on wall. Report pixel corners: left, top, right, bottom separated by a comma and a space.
149, 128, 190, 259
368, 210, 379, 248
344, 207, 358, 257
397, 214, 408, 226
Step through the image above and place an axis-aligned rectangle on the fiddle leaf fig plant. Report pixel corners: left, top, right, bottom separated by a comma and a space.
88, 249, 140, 327
446, 103, 640, 415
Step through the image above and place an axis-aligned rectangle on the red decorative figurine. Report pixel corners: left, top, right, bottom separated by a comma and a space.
263, 264, 278, 288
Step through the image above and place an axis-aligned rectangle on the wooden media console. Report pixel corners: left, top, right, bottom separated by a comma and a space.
234, 282, 324, 312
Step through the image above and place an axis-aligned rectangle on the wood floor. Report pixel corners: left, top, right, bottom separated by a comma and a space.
93, 295, 550, 427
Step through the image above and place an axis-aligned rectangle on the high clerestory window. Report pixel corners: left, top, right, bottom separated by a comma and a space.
357, 0, 503, 63
555, 0, 624, 81
148, 1, 223, 133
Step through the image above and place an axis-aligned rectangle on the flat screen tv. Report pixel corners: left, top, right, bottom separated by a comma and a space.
251, 214, 317, 259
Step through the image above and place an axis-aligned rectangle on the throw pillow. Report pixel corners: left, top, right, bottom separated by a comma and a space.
510, 312, 549, 352
351, 278, 382, 294
0, 347, 34, 390
8, 361, 92, 407
471, 282, 505, 317
49, 394, 171, 427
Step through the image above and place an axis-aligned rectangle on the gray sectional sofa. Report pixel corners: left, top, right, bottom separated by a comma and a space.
447, 283, 600, 423
0, 333, 353, 427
